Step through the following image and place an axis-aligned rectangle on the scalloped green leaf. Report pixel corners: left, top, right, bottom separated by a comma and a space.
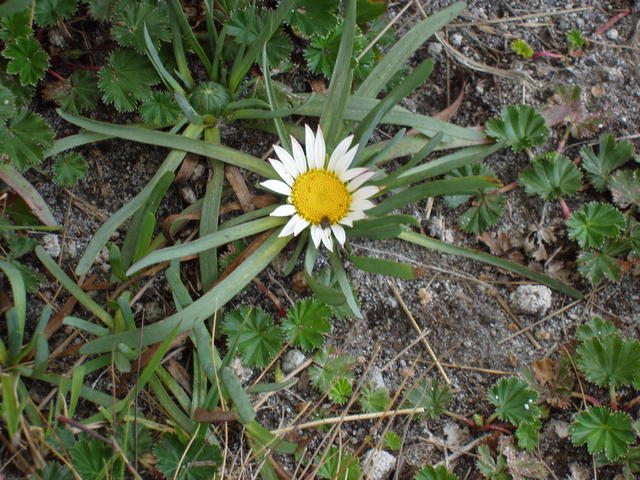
404, 378, 452, 419
519, 152, 583, 200
281, 298, 331, 351
580, 134, 635, 191
309, 348, 353, 394
0, 86, 16, 124
154, 433, 221, 480
577, 251, 622, 284
317, 446, 360, 480
486, 105, 548, 152
53, 152, 88, 186
567, 202, 625, 249
576, 317, 618, 342
570, 406, 634, 461
140, 90, 181, 127
0, 109, 54, 171
328, 377, 352, 404
35, 0, 77, 26
511, 39, 533, 58
222, 306, 283, 368
458, 192, 504, 233
516, 420, 541, 451
111, 0, 170, 53
286, 0, 339, 37
444, 163, 496, 207
3, 37, 49, 85
0, 9, 31, 42
576, 333, 640, 387
414, 465, 458, 480
609, 169, 640, 208
55, 71, 99, 115
359, 384, 391, 413
488, 377, 541, 426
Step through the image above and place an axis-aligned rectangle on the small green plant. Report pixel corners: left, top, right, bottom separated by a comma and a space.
511, 39, 534, 59
566, 29, 586, 50
414, 465, 459, 480
486, 105, 549, 153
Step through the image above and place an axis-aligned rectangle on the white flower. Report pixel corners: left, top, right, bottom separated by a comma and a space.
261, 125, 379, 251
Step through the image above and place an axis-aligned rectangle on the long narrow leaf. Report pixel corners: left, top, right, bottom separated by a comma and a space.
0, 165, 58, 227
348, 255, 416, 279
0, 260, 26, 343
46, 133, 112, 158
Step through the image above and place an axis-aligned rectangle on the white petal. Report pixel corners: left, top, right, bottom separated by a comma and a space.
351, 185, 380, 201
330, 224, 346, 246
304, 125, 317, 169
274, 145, 299, 177
290, 136, 307, 174
321, 228, 333, 251
340, 167, 369, 182
271, 204, 297, 217
351, 198, 376, 211
328, 135, 354, 170
269, 159, 294, 186
314, 127, 326, 169
293, 216, 310, 236
347, 171, 377, 190
333, 146, 358, 177
261, 179, 291, 196
310, 225, 323, 248
340, 210, 367, 226
280, 215, 299, 237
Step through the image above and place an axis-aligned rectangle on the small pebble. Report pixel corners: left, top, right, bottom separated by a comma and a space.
361, 449, 396, 480
553, 420, 570, 439
42, 234, 61, 258
606, 28, 619, 41
281, 349, 306, 374
450, 33, 463, 47
509, 285, 553, 316
180, 186, 197, 204
230, 357, 252, 385
428, 42, 443, 56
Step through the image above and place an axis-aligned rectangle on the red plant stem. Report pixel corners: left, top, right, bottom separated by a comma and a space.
253, 278, 287, 318
497, 181, 518, 194
482, 424, 513, 435
622, 394, 640, 411
594, 8, 632, 36
47, 69, 66, 82
532, 51, 565, 59
571, 392, 601, 406
559, 198, 571, 219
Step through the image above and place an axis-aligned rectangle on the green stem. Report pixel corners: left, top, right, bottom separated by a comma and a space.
610, 385, 618, 411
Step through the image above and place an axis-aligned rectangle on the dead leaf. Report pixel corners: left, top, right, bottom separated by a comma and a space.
532, 358, 554, 386
433, 81, 466, 122
224, 165, 254, 212
310, 79, 327, 93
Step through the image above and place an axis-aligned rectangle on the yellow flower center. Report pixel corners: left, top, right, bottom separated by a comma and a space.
291, 169, 351, 225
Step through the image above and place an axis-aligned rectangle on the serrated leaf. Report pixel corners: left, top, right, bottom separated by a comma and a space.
356, 0, 387, 24
53, 152, 88, 186
404, 378, 452, 419
576, 333, 640, 387
328, 377, 352, 404
98, 49, 158, 111
140, 90, 181, 127
359, 384, 391, 413
222, 306, 283, 367
286, 0, 339, 37
570, 406, 634, 461
154, 433, 221, 480
34, 462, 73, 480
501, 441, 547, 480
111, 0, 171, 53
317, 446, 360, 480
88, 0, 117, 20
0, 10, 31, 42
567, 202, 625, 249
577, 251, 622, 284
414, 465, 458, 480
0, 86, 16, 124
511, 39, 533, 58
55, 71, 99, 115
3, 37, 49, 85
35, 0, 77, 26
542, 85, 603, 138
0, 109, 54, 171
477, 445, 510, 480
567, 30, 585, 49
458, 192, 504, 233
281, 298, 331, 351
576, 317, 618, 341
0, 70, 35, 106
519, 152, 582, 200
609, 169, 640, 208
488, 377, 541, 425
486, 105, 549, 152
309, 348, 353, 394
444, 163, 496, 207
515, 420, 541, 451
385, 431, 401, 450
70, 438, 111, 478
580, 134, 635, 191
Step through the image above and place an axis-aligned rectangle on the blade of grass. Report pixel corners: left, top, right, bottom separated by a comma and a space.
0, 260, 26, 346
0, 165, 58, 227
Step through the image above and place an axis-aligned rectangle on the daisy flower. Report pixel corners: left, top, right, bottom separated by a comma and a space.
261, 125, 379, 251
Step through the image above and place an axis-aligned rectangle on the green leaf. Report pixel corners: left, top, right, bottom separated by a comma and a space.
3, 37, 49, 85
567, 202, 625, 249
222, 306, 283, 368
88, 0, 117, 20
328, 377, 352, 404
570, 406, 634, 461
580, 134, 635, 191
486, 105, 549, 152
348, 254, 417, 279
98, 49, 158, 112
511, 39, 534, 58
567, 30, 585, 49
35, 0, 77, 26
0, 86, 17, 124
317, 446, 360, 480
609, 169, 640, 207
488, 377, 541, 425
576, 333, 640, 387
221, 366, 256, 424
282, 298, 331, 351
155, 433, 221, 480
577, 251, 622, 284
70, 437, 111, 478
458, 192, 504, 233
33, 462, 73, 480
516, 420, 541, 451
476, 445, 510, 480
404, 378, 452, 419
385, 431, 401, 450
53, 152, 88, 186
111, 0, 171, 53
0, 9, 31, 42
309, 348, 353, 394
286, 0, 338, 37
576, 317, 618, 341
519, 152, 583, 200
414, 465, 458, 480
55, 71, 99, 115
359, 384, 391, 413
444, 163, 496, 207
356, 0, 387, 24
140, 90, 181, 127
0, 109, 54, 171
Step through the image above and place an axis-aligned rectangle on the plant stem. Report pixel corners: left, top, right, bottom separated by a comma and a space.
570, 391, 601, 406
610, 385, 618, 411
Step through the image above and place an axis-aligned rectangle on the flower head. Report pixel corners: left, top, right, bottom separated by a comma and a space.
261, 125, 378, 251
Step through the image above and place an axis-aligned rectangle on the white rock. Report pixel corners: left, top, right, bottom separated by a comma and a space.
568, 463, 591, 480
361, 449, 396, 480
606, 28, 619, 41
366, 367, 386, 390
553, 420, 570, 439
230, 357, 252, 384
281, 349, 306, 374
509, 285, 552, 316
180, 186, 197, 204
450, 33, 463, 47
42, 234, 61, 258
428, 42, 443, 56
